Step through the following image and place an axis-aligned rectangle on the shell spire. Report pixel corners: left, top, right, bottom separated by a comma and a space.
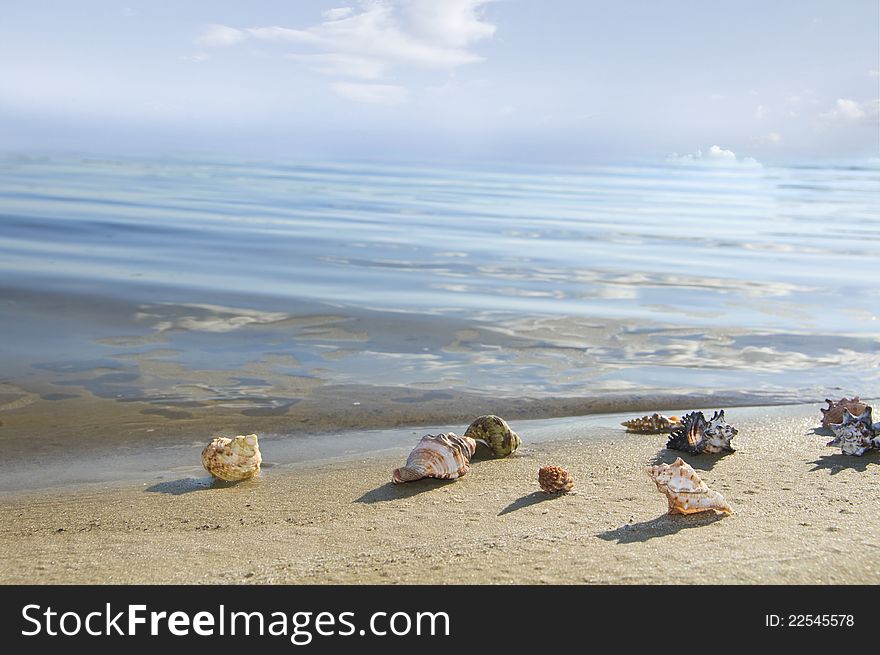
392, 432, 476, 484
201, 434, 262, 481
666, 410, 736, 455
621, 413, 681, 434
464, 415, 521, 457
828, 407, 876, 456
646, 457, 733, 516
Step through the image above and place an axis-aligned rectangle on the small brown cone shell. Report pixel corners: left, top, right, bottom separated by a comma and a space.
538, 465, 574, 493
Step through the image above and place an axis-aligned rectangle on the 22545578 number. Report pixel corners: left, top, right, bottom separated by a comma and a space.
765, 615, 854, 627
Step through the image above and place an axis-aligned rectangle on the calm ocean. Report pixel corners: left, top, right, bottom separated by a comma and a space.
1, 153, 878, 439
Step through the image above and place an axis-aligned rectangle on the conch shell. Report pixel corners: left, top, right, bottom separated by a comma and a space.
392, 432, 476, 484
464, 415, 521, 457
621, 413, 680, 434
646, 457, 733, 516
538, 465, 574, 493
820, 397, 870, 429
828, 408, 876, 456
666, 410, 736, 454
201, 434, 262, 481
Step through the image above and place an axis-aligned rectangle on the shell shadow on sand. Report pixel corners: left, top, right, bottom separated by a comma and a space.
809, 452, 879, 475
648, 448, 732, 472
355, 479, 458, 504
498, 490, 569, 516
145, 477, 245, 495
598, 512, 727, 544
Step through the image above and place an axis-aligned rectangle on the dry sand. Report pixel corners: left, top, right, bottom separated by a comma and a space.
1, 404, 878, 584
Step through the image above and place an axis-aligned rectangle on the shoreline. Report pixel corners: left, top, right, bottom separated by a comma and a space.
0, 400, 846, 495
3, 402, 879, 584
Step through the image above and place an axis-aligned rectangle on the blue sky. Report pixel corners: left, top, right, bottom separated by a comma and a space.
1, 0, 877, 162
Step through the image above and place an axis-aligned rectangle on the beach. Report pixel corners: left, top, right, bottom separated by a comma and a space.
1, 155, 878, 585
2, 402, 878, 585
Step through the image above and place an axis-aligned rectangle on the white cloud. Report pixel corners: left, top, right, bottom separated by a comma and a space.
180, 52, 210, 63
197, 1, 496, 83
668, 145, 760, 166
819, 98, 878, 124
323, 7, 354, 21
196, 24, 245, 47
750, 132, 782, 146
754, 104, 766, 119
706, 145, 736, 160
870, 69, 880, 78
331, 82, 409, 105
287, 53, 387, 79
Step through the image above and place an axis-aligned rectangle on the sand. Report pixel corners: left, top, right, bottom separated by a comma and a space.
1, 403, 878, 584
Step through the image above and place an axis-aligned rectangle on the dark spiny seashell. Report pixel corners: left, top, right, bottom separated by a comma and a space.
666, 410, 736, 455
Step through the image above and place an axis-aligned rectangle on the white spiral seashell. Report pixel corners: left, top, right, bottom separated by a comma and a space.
392, 432, 476, 484
646, 457, 732, 515
201, 434, 262, 481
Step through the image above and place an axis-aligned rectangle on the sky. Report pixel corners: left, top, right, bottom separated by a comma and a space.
0, 0, 877, 162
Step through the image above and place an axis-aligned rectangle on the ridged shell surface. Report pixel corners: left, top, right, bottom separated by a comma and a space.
392, 432, 476, 484
621, 413, 681, 434
646, 457, 732, 516
538, 465, 574, 493
464, 415, 521, 457
201, 434, 262, 481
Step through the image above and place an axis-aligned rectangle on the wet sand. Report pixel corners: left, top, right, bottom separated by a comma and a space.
2, 403, 878, 584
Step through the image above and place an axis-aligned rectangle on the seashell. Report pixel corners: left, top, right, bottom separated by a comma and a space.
666, 410, 736, 455
828, 408, 875, 456
201, 434, 262, 481
621, 413, 681, 434
464, 414, 521, 457
820, 397, 870, 429
646, 457, 733, 516
392, 432, 476, 484
538, 465, 574, 493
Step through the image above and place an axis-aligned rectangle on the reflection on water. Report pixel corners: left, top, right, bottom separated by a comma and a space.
0, 154, 878, 426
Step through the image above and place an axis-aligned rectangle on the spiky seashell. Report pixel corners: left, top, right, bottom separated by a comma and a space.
621, 413, 681, 434
828, 408, 875, 456
392, 432, 476, 484
201, 434, 262, 481
646, 457, 733, 516
666, 410, 736, 455
464, 414, 521, 457
820, 397, 870, 429
538, 465, 574, 493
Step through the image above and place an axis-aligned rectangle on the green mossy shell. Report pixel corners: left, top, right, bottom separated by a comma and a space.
464, 415, 521, 457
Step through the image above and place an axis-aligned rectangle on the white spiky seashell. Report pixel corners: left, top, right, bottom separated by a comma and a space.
201, 434, 262, 481
828, 408, 875, 456
392, 432, 476, 484
646, 457, 732, 516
